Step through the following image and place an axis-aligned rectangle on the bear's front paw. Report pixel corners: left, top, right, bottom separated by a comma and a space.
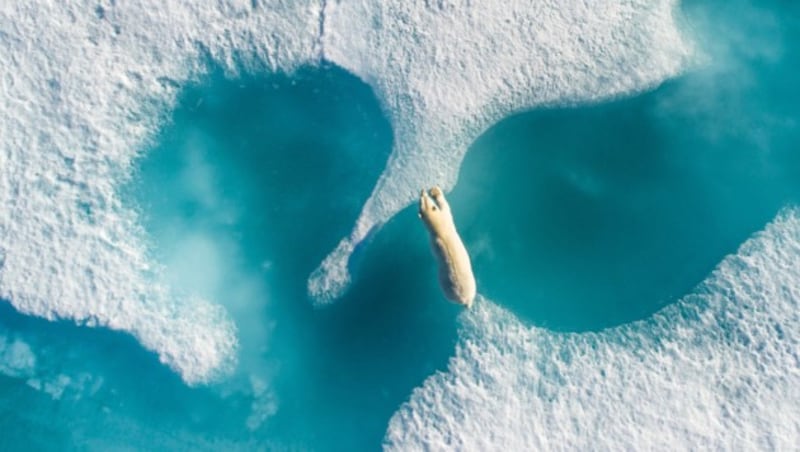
419, 189, 439, 216
429, 186, 450, 212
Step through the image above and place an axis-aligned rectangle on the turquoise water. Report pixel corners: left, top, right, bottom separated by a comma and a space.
2, 0, 800, 449
456, 82, 800, 331
126, 64, 461, 449
453, 0, 800, 331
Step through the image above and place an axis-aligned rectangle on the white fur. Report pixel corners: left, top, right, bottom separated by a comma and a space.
419, 187, 476, 307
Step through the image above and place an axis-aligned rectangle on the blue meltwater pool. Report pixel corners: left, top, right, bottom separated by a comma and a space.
1, 0, 799, 450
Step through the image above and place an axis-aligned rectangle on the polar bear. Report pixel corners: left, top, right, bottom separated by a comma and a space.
418, 186, 476, 308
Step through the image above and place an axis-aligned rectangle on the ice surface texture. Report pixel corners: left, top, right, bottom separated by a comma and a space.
3, 1, 799, 449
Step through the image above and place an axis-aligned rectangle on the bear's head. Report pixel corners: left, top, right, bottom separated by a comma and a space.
418, 186, 454, 235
